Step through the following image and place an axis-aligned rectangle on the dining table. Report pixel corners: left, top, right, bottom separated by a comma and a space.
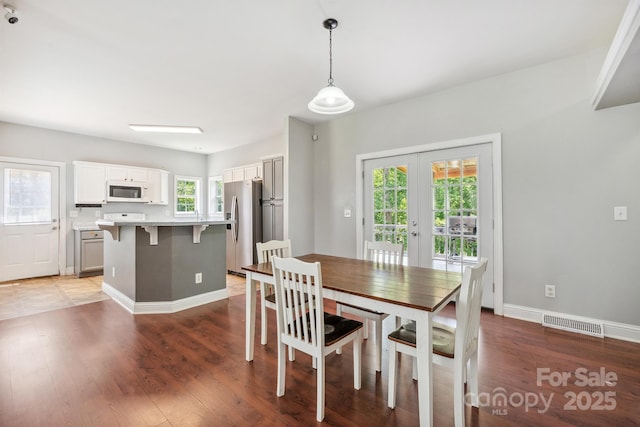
242, 253, 462, 427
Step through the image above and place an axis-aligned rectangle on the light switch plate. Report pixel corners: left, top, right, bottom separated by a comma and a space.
344, 208, 352, 218
614, 206, 627, 221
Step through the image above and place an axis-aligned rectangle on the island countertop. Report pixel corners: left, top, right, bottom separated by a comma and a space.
96, 218, 233, 245
96, 219, 233, 227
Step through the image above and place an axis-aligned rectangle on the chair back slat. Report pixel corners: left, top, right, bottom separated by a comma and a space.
272, 257, 324, 350
257, 239, 292, 263
364, 240, 403, 265
455, 258, 488, 363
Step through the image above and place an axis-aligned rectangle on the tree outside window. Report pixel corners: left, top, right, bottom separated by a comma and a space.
175, 176, 200, 215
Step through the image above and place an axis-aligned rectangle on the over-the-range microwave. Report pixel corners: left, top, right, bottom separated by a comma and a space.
106, 180, 149, 203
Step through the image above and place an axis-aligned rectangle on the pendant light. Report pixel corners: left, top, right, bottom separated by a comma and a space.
308, 18, 354, 114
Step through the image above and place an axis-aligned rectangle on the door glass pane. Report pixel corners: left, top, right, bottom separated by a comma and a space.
371, 165, 408, 262
3, 168, 52, 224
431, 157, 479, 272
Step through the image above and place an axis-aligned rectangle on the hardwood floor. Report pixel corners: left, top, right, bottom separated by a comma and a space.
1, 284, 638, 426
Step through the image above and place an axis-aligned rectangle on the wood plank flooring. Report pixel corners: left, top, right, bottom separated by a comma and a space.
1, 279, 639, 426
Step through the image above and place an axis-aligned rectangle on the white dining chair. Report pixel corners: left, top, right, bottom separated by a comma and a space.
336, 240, 403, 372
271, 256, 363, 422
256, 239, 292, 346
387, 258, 488, 427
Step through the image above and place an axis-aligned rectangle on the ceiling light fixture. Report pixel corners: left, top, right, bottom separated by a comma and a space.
308, 18, 354, 115
129, 124, 203, 134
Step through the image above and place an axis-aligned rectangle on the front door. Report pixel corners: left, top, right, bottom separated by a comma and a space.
0, 162, 60, 281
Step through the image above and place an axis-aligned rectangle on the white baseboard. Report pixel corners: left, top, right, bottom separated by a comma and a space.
503, 304, 640, 344
102, 281, 229, 314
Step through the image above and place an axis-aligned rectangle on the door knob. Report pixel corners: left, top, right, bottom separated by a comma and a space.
411, 231, 418, 236
52, 226, 58, 230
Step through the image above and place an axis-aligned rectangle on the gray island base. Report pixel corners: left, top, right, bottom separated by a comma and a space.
96, 219, 232, 314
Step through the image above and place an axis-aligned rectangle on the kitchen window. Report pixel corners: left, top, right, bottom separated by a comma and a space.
208, 176, 223, 219
175, 175, 201, 216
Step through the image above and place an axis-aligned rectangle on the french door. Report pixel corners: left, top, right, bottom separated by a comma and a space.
363, 144, 495, 308
0, 162, 60, 282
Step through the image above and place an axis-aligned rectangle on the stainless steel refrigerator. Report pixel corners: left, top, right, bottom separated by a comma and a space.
225, 179, 262, 274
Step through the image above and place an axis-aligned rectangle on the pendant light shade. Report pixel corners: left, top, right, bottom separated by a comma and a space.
308, 18, 354, 115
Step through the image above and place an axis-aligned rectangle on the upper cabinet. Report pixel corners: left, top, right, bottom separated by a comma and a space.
262, 156, 284, 201
73, 161, 169, 206
74, 161, 107, 205
105, 166, 148, 182
222, 163, 263, 183
147, 170, 169, 205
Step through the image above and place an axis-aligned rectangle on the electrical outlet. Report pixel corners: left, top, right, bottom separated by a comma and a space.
69, 210, 79, 218
195, 272, 203, 284
544, 284, 556, 298
95, 210, 101, 217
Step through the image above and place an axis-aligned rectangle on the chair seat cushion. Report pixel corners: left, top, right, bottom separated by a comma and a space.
388, 320, 456, 358
290, 312, 363, 346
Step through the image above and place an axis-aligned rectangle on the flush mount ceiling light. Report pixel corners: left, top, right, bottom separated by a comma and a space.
308, 18, 354, 115
129, 124, 203, 134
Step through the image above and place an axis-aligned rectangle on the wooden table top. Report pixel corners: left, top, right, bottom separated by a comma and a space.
242, 253, 462, 312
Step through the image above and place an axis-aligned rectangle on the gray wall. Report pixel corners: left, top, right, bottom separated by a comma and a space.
207, 133, 284, 177
0, 121, 208, 269
307, 49, 640, 326
286, 117, 315, 256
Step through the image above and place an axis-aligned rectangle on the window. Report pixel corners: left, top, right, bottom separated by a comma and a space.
372, 165, 408, 251
3, 168, 52, 224
175, 176, 201, 216
208, 176, 223, 218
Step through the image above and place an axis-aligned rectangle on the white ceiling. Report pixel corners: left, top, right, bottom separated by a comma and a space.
0, 0, 632, 154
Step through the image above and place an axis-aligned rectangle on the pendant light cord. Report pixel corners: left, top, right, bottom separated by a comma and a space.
328, 28, 334, 86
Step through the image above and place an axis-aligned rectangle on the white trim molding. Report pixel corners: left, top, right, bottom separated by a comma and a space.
355, 132, 504, 314
102, 281, 228, 314
504, 304, 640, 344
591, 0, 640, 109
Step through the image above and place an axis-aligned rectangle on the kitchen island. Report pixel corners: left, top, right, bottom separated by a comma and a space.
96, 217, 233, 314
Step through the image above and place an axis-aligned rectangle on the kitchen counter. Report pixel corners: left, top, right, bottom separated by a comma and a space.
96, 218, 232, 227
99, 220, 232, 314
96, 218, 233, 245
72, 221, 100, 231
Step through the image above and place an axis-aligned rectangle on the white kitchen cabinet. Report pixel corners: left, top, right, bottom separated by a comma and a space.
223, 163, 262, 183
222, 170, 234, 183
232, 168, 244, 182
148, 170, 169, 205
106, 166, 148, 182
244, 164, 262, 180
74, 161, 107, 205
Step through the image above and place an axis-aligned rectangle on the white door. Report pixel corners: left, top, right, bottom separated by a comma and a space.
418, 144, 494, 308
363, 155, 418, 264
0, 162, 60, 282
363, 143, 495, 307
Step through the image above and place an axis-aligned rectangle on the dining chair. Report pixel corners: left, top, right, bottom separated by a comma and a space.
256, 239, 292, 347
336, 240, 403, 372
387, 258, 488, 427
271, 256, 363, 422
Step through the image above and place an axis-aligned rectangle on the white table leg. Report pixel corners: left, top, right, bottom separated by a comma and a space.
415, 311, 433, 427
245, 271, 257, 361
